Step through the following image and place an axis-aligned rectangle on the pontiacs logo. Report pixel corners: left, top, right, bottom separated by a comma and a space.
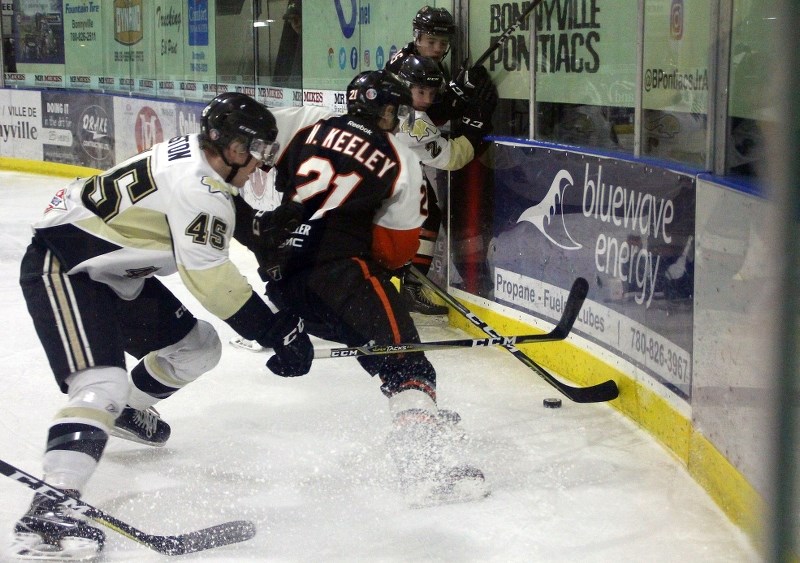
78, 105, 113, 161
516, 169, 582, 250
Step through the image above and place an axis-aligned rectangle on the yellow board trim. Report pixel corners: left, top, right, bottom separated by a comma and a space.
447, 298, 765, 553
0, 157, 100, 179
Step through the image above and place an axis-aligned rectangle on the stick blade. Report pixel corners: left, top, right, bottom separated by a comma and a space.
153, 520, 256, 555
562, 379, 619, 403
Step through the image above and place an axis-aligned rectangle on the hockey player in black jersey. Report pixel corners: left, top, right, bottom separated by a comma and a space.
251, 70, 489, 507
10, 93, 313, 560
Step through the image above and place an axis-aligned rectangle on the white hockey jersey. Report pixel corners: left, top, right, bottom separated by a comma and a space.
32, 134, 255, 321
395, 109, 474, 171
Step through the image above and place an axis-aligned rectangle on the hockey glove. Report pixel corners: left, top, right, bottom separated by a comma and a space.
261, 310, 314, 377
454, 105, 494, 148
450, 65, 499, 115
253, 201, 304, 250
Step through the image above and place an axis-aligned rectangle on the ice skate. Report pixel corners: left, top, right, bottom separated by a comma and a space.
110, 406, 171, 447
387, 408, 489, 507
9, 491, 104, 561
401, 280, 448, 316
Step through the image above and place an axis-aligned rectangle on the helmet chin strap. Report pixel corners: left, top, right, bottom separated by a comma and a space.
221, 152, 253, 183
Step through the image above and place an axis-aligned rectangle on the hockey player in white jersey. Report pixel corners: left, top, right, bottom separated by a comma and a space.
10, 92, 313, 560
393, 54, 496, 314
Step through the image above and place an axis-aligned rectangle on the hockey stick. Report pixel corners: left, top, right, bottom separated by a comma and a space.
450, 0, 542, 94
409, 268, 619, 403
316, 275, 586, 358
0, 459, 256, 555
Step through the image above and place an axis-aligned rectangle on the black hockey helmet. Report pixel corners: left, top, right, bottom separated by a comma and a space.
397, 55, 444, 91
346, 70, 414, 129
412, 6, 456, 38
200, 92, 279, 167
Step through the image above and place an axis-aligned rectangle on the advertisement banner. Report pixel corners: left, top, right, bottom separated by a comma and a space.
184, 0, 215, 95
0, 89, 44, 160
642, 0, 709, 114
62, 0, 106, 89
113, 96, 177, 163
487, 142, 695, 398
302, 2, 420, 90
41, 90, 114, 169
12, 0, 65, 67
468, 0, 637, 105
153, 1, 184, 80
112, 98, 203, 164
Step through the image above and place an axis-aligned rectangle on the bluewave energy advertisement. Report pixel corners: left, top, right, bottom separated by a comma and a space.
487, 143, 695, 399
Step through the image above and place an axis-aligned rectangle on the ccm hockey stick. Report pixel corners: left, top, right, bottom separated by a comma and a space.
0, 459, 256, 555
316, 274, 586, 358
409, 268, 619, 403
450, 0, 542, 94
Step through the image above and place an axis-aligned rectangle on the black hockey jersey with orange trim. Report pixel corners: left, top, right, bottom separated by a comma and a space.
275, 114, 426, 272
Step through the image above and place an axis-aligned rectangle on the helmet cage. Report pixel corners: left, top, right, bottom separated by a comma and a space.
201, 93, 279, 165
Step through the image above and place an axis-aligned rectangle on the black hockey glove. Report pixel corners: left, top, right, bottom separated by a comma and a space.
454, 105, 494, 148
252, 201, 304, 249
260, 310, 313, 377
449, 65, 499, 116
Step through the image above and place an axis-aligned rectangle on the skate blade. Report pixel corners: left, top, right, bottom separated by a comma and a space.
108, 426, 167, 447
8, 533, 101, 561
228, 336, 266, 352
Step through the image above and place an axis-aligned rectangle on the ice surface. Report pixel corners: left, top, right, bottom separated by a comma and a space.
0, 172, 759, 561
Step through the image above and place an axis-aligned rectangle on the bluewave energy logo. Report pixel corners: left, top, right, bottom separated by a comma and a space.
516, 170, 581, 250
515, 165, 679, 307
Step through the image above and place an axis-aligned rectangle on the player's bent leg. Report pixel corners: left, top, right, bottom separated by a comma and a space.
401, 183, 447, 316
113, 320, 222, 447
383, 381, 489, 507
11, 366, 126, 560
45, 367, 129, 489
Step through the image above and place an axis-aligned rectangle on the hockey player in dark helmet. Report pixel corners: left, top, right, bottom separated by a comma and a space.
396, 53, 444, 108
11, 91, 312, 560
386, 6, 455, 77
411, 5, 456, 60
346, 69, 415, 131
243, 69, 489, 507
200, 91, 281, 180
392, 54, 494, 315
386, 8, 498, 315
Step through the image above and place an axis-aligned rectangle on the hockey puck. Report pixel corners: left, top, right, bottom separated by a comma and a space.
543, 398, 562, 409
